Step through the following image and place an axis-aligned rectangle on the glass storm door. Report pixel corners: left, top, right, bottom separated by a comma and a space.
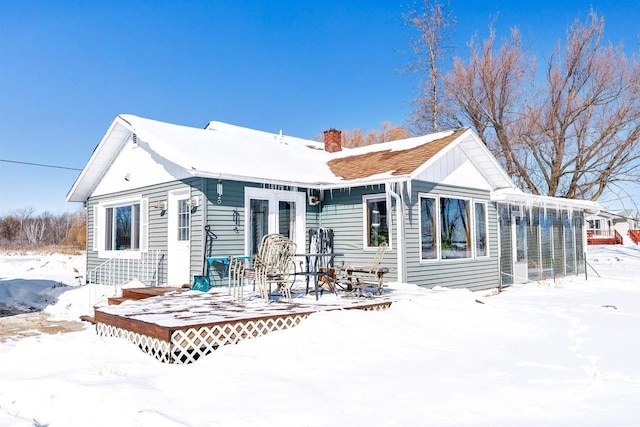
168, 189, 191, 285
245, 188, 306, 255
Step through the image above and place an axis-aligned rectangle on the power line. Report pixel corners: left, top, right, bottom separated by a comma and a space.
0, 158, 82, 171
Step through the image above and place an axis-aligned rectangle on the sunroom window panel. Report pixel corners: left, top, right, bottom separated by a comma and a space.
440, 197, 471, 259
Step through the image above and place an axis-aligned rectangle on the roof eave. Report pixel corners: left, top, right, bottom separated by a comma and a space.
66, 116, 134, 202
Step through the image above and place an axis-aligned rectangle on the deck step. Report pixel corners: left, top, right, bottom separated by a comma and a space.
108, 297, 128, 306
80, 315, 96, 324
122, 287, 183, 300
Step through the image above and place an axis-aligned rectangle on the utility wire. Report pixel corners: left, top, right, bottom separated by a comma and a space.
0, 158, 82, 171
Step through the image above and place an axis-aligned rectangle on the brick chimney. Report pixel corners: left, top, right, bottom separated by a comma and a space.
323, 128, 342, 153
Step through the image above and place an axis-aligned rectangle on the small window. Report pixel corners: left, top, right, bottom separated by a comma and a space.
177, 199, 190, 241
475, 202, 488, 257
420, 197, 437, 260
364, 196, 389, 248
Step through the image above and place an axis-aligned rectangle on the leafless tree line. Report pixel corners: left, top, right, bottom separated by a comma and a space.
0, 208, 86, 248
406, 3, 640, 201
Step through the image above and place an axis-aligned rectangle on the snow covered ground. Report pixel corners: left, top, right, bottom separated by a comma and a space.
0, 245, 639, 426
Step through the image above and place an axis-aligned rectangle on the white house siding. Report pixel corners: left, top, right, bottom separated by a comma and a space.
91, 134, 191, 197
416, 144, 493, 191
404, 181, 499, 291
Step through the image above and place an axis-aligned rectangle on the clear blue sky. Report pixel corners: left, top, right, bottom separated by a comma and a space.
1, 0, 639, 215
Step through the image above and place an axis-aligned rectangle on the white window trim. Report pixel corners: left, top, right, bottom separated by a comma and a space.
95, 196, 148, 259
362, 194, 392, 251
419, 193, 489, 263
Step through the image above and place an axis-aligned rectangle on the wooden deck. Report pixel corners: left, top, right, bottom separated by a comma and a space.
587, 230, 624, 245
94, 287, 392, 364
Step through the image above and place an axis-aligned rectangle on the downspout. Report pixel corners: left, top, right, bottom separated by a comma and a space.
387, 182, 405, 283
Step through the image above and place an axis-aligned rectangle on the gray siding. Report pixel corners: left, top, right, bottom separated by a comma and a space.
86, 178, 201, 286
404, 181, 500, 291
319, 185, 398, 281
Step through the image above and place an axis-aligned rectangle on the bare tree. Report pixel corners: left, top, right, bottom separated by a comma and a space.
446, 23, 537, 191
404, 0, 457, 133
339, 122, 410, 148
23, 216, 46, 244
445, 10, 640, 200
0, 215, 20, 243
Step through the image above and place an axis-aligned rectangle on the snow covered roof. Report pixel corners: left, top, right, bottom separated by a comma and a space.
68, 114, 517, 202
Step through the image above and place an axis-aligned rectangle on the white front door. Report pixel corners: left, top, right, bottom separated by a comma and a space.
168, 189, 191, 286
244, 188, 306, 255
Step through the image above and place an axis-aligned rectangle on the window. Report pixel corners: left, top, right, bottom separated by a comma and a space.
177, 199, 190, 241
440, 197, 471, 259
419, 194, 486, 261
94, 197, 148, 257
420, 197, 437, 259
475, 202, 488, 257
364, 195, 389, 248
105, 204, 140, 250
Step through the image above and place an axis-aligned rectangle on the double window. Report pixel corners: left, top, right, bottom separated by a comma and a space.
93, 197, 148, 257
420, 194, 488, 261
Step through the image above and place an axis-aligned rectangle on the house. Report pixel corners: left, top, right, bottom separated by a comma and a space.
609, 209, 640, 238
586, 209, 640, 245
67, 114, 601, 292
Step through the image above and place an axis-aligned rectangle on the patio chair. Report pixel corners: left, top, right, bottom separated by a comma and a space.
252, 234, 297, 302
335, 242, 389, 296
228, 256, 250, 301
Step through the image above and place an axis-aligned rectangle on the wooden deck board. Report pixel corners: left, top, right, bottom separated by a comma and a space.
94, 287, 393, 363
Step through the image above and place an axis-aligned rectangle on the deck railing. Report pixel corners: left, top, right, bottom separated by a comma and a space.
587, 229, 624, 244
88, 250, 162, 287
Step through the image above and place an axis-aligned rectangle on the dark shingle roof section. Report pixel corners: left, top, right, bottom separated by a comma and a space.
328, 129, 466, 180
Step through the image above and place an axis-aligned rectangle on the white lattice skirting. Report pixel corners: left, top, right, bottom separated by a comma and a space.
96, 313, 312, 364
97, 323, 172, 363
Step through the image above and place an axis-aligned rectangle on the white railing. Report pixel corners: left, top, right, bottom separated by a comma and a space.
88, 250, 162, 287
